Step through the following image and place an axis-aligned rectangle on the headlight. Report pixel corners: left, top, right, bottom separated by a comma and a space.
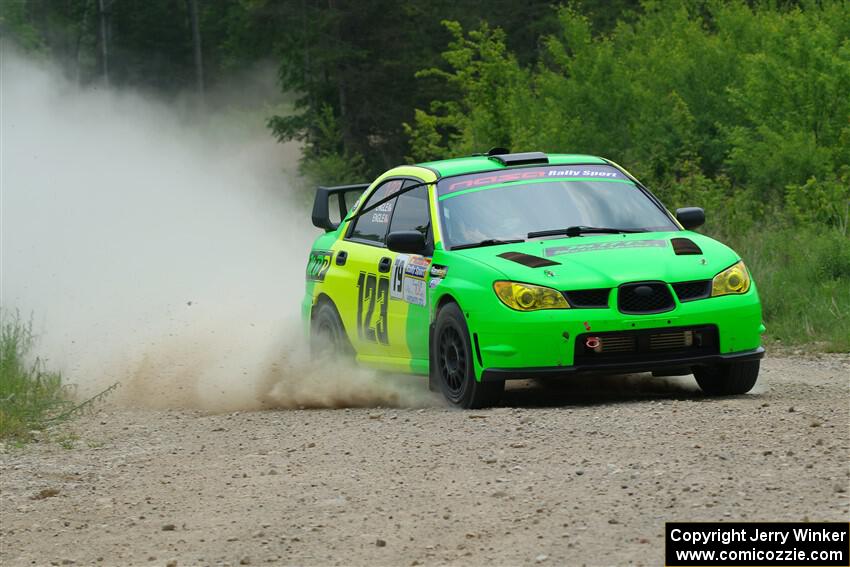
493, 281, 569, 311
711, 260, 751, 296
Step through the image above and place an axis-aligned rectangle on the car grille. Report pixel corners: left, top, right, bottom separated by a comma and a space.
564, 288, 610, 308
574, 325, 718, 365
672, 280, 712, 302
617, 282, 674, 314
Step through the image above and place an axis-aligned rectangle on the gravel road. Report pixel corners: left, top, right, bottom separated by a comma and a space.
1, 354, 848, 566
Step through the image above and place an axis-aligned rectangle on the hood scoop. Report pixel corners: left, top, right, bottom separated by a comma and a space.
671, 237, 702, 255
497, 251, 560, 268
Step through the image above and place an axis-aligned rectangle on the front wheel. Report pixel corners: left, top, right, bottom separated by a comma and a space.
694, 360, 760, 395
432, 303, 503, 409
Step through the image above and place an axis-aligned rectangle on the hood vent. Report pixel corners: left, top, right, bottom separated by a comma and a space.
497, 251, 560, 268
671, 237, 702, 255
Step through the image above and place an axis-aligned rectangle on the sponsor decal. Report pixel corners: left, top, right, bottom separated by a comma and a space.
429, 264, 448, 278
397, 255, 431, 306
404, 255, 431, 279
447, 170, 546, 192
403, 277, 427, 306
545, 239, 668, 257
439, 165, 626, 197
429, 277, 442, 289
306, 250, 333, 281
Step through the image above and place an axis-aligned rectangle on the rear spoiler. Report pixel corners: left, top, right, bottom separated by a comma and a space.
312, 183, 370, 231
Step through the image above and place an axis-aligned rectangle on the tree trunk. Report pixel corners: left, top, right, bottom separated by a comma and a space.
328, 0, 352, 153
98, 0, 110, 87
186, 0, 205, 103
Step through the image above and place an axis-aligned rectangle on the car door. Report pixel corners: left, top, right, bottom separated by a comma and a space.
385, 182, 433, 364
334, 178, 406, 360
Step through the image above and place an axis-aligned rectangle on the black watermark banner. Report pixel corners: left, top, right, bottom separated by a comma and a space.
666, 522, 849, 566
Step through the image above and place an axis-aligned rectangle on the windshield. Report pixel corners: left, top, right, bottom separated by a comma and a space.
436, 165, 678, 248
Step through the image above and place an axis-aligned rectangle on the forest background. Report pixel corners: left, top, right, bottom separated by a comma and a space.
3, 0, 848, 350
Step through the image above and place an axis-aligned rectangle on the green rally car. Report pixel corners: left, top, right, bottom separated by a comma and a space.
303, 150, 765, 408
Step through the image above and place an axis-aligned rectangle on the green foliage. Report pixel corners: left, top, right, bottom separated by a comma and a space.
406, 3, 850, 350
0, 312, 68, 441
0, 1, 45, 51
407, 1, 850, 230
785, 171, 850, 235
406, 21, 534, 161
722, 2, 850, 198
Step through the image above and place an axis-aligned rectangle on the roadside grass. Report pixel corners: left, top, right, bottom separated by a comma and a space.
720, 225, 850, 353
0, 311, 114, 443
0, 312, 68, 441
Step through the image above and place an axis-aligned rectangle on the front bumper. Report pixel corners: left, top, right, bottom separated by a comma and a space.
480, 346, 765, 381
468, 285, 763, 379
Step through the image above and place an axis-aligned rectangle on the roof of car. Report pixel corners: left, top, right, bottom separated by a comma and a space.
417, 153, 608, 178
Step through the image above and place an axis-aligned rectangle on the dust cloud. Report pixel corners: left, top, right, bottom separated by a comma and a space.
0, 47, 435, 410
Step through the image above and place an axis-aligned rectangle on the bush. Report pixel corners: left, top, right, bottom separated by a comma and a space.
785, 172, 850, 235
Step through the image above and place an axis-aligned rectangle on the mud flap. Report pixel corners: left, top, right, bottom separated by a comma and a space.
428, 322, 438, 391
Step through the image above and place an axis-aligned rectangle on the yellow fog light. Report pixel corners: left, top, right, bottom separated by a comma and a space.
711, 260, 751, 297
493, 281, 570, 311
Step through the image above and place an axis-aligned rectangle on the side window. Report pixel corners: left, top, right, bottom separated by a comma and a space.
389, 184, 430, 237
348, 179, 404, 244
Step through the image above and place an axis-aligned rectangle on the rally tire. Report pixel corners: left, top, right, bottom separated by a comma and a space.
694, 360, 760, 396
310, 300, 352, 360
432, 303, 504, 408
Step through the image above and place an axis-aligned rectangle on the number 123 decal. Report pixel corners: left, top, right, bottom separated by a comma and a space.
356, 271, 389, 344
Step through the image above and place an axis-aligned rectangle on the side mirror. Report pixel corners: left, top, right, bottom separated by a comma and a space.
312, 183, 370, 231
387, 231, 427, 255
675, 207, 705, 230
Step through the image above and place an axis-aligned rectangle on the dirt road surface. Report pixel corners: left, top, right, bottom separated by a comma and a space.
1, 354, 848, 566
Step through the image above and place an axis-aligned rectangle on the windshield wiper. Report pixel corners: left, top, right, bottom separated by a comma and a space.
451, 238, 525, 251
527, 226, 646, 239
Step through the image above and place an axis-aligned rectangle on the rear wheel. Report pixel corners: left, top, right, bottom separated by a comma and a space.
694, 360, 760, 395
432, 303, 503, 408
310, 300, 352, 360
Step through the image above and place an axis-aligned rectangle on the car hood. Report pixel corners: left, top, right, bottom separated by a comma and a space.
450, 231, 739, 289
